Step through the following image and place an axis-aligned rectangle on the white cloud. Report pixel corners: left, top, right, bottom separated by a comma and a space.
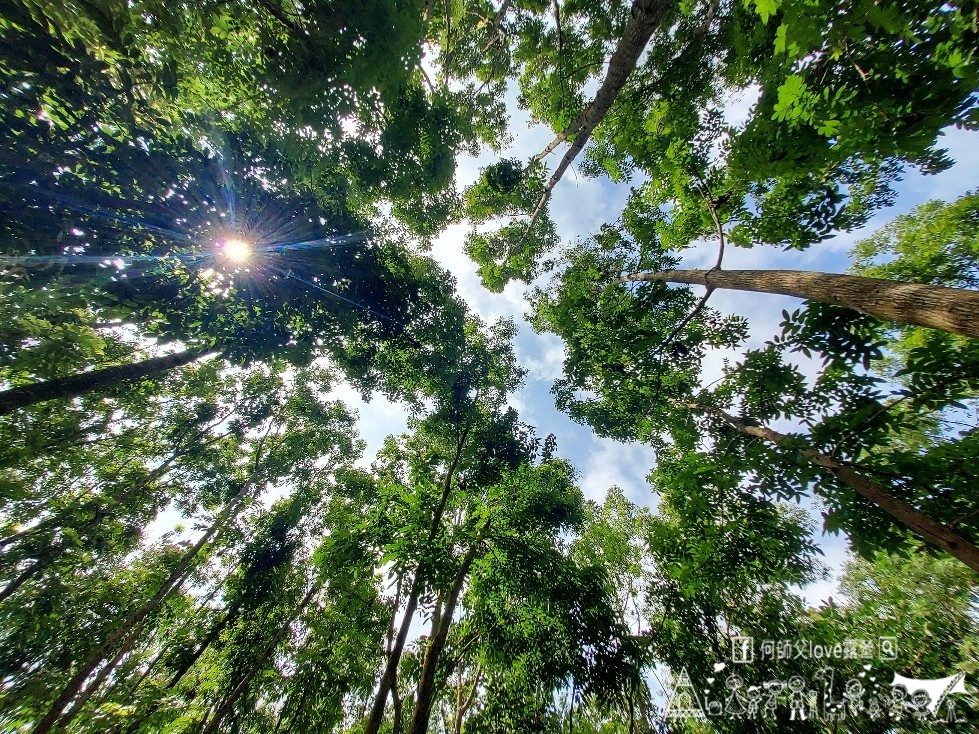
519, 331, 566, 382
355, 79, 979, 616
578, 437, 657, 507
324, 382, 410, 468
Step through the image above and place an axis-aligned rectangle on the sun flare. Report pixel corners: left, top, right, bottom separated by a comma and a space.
221, 238, 251, 262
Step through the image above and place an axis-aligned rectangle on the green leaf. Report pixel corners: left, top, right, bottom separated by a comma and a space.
751, 0, 782, 24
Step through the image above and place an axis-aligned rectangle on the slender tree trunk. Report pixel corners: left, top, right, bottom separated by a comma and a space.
622, 269, 979, 338
364, 427, 472, 734
386, 575, 406, 734
407, 529, 486, 734
689, 404, 979, 572
165, 610, 235, 690
453, 664, 481, 734
366, 583, 422, 734
525, 0, 674, 231
568, 681, 575, 734
198, 582, 320, 734
0, 347, 218, 416
0, 559, 42, 603
391, 682, 405, 734
33, 483, 251, 734
54, 630, 136, 730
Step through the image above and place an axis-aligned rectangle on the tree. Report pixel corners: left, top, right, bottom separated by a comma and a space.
353, 315, 646, 734
360, 316, 527, 734
805, 547, 978, 730
5, 0, 504, 238
2, 365, 362, 732
530, 226, 979, 570
456, 0, 978, 320
644, 450, 828, 732
1, 0, 486, 418
620, 268, 979, 339
456, 0, 682, 290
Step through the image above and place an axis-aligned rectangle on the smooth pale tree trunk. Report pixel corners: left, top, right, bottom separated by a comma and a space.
364, 427, 471, 734
406, 534, 484, 734
198, 581, 321, 734
33, 481, 253, 734
689, 403, 979, 573
526, 0, 674, 230
0, 347, 218, 416
622, 269, 979, 338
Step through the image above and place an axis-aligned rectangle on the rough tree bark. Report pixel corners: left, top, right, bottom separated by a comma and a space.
0, 347, 218, 416
622, 269, 979, 338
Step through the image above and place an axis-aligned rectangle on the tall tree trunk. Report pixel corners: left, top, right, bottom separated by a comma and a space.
366, 581, 422, 734
198, 582, 321, 734
391, 682, 405, 734
688, 403, 979, 572
0, 559, 41, 603
622, 269, 979, 338
33, 482, 252, 734
453, 663, 482, 734
568, 681, 575, 734
364, 427, 472, 734
407, 526, 486, 734
0, 347, 218, 416
388, 575, 406, 734
525, 0, 675, 231
54, 629, 136, 730
164, 609, 235, 690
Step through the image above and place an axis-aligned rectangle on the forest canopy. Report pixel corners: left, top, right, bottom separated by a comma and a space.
0, 1, 977, 732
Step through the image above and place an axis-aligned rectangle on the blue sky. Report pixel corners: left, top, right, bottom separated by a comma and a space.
338, 93, 979, 607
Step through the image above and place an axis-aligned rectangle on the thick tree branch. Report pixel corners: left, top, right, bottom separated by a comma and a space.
523, 0, 675, 237
684, 403, 979, 573
0, 347, 219, 416
620, 269, 979, 338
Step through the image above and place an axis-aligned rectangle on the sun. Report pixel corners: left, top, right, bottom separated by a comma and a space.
221, 238, 251, 262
